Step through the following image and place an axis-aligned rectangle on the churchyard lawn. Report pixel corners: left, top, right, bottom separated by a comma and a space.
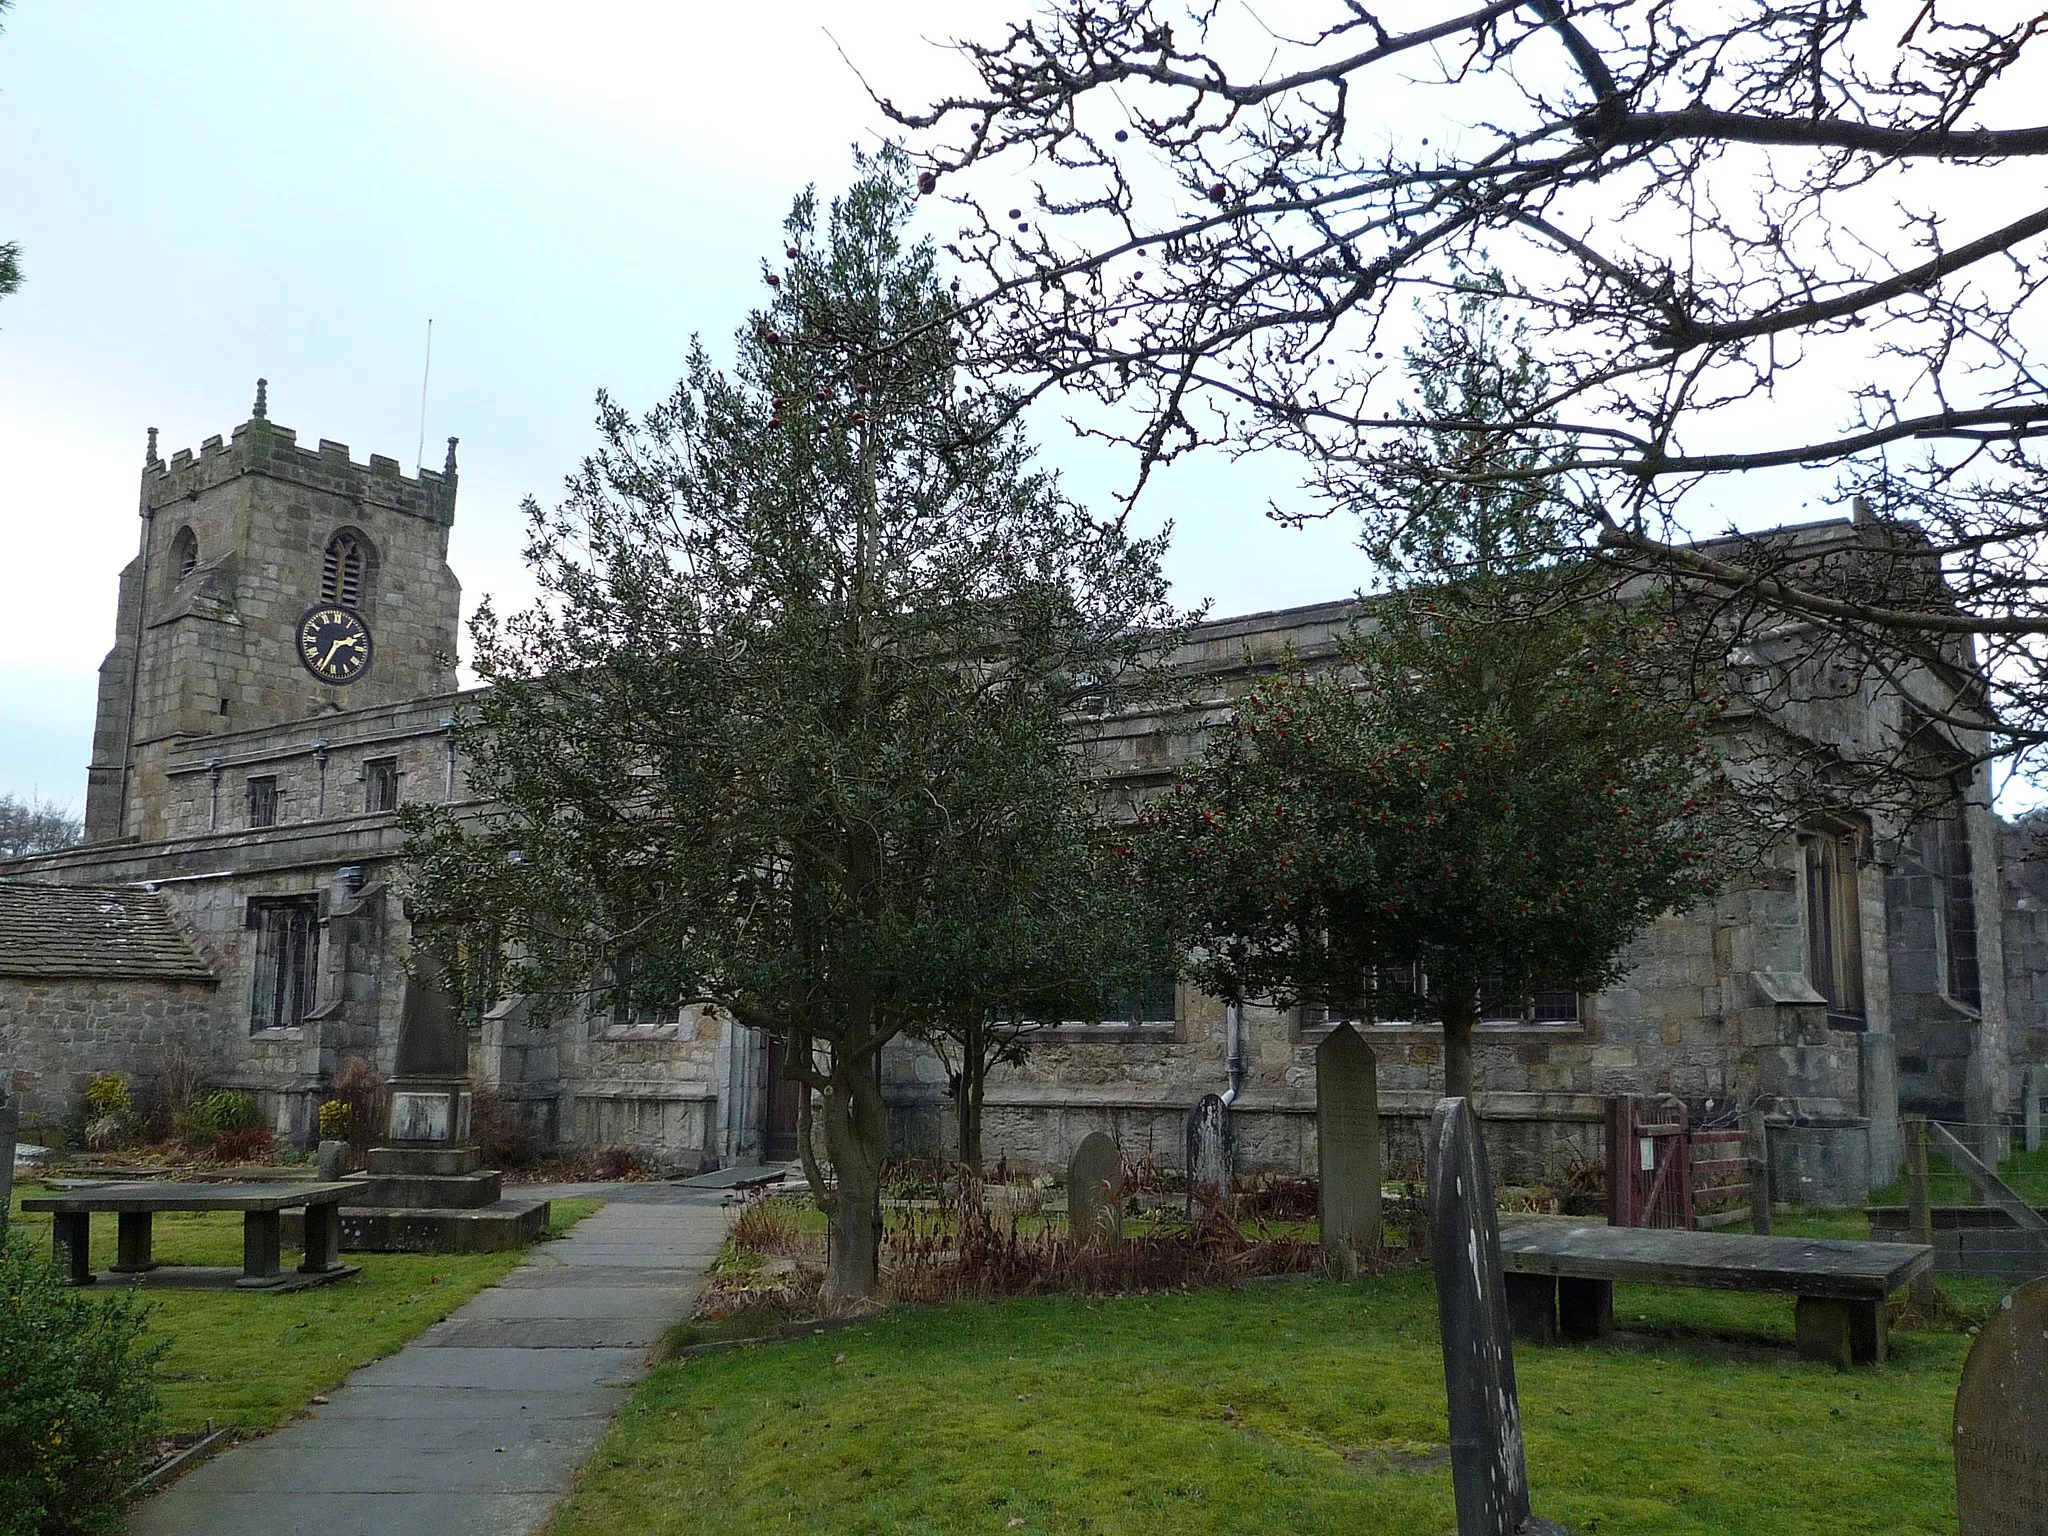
552, 1223, 2000, 1536
6, 1185, 600, 1432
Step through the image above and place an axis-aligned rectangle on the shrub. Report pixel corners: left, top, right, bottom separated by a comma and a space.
317, 1099, 352, 1141
210, 1128, 277, 1164
0, 1230, 166, 1536
332, 1058, 384, 1155
81, 1074, 132, 1120
473, 1087, 547, 1169
596, 1146, 654, 1181
186, 1090, 258, 1139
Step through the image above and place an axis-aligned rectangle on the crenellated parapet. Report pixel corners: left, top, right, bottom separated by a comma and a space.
145, 416, 457, 527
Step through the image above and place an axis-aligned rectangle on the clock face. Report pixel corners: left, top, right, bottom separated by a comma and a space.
296, 605, 373, 684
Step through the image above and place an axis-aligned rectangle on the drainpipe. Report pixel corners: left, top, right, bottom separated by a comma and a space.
1221, 1002, 1247, 1106
311, 739, 330, 820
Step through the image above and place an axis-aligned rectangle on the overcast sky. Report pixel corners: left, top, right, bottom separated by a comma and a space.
0, 3, 1869, 816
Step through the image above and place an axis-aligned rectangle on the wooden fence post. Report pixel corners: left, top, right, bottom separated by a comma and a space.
1905, 1114, 1941, 1310
1747, 1106, 1772, 1236
1605, 1095, 1633, 1227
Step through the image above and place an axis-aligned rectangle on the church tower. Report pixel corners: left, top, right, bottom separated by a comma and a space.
83, 382, 462, 842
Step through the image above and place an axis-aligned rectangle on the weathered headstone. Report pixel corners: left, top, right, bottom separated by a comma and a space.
1316, 1024, 1380, 1278
1953, 1274, 2048, 1535
1067, 1132, 1123, 1248
1185, 1093, 1234, 1222
1426, 1096, 1567, 1536
2026, 1065, 2044, 1157
316, 1139, 348, 1183
0, 1081, 17, 1230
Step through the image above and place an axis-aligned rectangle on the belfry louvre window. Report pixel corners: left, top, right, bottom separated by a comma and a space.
249, 897, 320, 1031
1803, 828, 1866, 1024
321, 531, 368, 608
171, 525, 198, 582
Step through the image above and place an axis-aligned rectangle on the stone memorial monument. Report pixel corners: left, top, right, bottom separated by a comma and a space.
285, 950, 547, 1252
1426, 1097, 1568, 1536
2026, 1064, 2044, 1156
1186, 1092, 1235, 1222
1953, 1274, 2048, 1535
1067, 1132, 1123, 1249
1316, 1024, 1380, 1278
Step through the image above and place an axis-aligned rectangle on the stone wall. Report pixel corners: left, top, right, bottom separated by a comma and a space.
552, 1005, 725, 1171
0, 977, 220, 1138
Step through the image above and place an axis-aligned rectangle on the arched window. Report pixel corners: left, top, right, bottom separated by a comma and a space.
320, 529, 376, 610
170, 525, 198, 583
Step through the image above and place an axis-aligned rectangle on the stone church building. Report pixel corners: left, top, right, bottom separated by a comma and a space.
3, 389, 2043, 1201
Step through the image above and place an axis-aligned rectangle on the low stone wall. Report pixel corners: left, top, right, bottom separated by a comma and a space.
887, 1085, 1604, 1186
1868, 1204, 2048, 1279
567, 1088, 717, 1173
0, 977, 220, 1139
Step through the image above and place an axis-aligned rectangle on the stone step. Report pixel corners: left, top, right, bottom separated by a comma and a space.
344, 1170, 503, 1210
281, 1197, 550, 1254
367, 1145, 483, 1176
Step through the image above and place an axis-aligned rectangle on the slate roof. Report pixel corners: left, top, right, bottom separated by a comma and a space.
0, 880, 217, 983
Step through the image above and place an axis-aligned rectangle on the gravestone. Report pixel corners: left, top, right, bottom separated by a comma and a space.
2026, 1065, 2044, 1156
1426, 1097, 1567, 1536
316, 1139, 348, 1183
1185, 1093, 1234, 1222
0, 1080, 16, 1230
1316, 1024, 1380, 1278
1953, 1274, 2048, 1535
1067, 1132, 1123, 1248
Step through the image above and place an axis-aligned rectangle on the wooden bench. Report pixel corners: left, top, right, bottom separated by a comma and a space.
21, 1181, 357, 1290
1497, 1221, 1934, 1368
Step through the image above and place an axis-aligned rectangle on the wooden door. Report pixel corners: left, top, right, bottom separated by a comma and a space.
764, 1036, 801, 1163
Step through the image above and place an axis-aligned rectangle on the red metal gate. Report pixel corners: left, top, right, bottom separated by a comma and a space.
1605, 1096, 1753, 1229
1688, 1129, 1752, 1224
1606, 1095, 1694, 1229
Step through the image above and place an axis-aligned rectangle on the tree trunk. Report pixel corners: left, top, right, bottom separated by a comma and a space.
818, 1046, 888, 1310
956, 1015, 985, 1179
1441, 978, 1479, 1100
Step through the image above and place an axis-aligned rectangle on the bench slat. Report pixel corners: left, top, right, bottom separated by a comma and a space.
1499, 1221, 1932, 1300
19, 1181, 354, 1215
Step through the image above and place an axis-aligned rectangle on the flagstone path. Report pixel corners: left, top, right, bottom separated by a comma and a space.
129, 1184, 730, 1536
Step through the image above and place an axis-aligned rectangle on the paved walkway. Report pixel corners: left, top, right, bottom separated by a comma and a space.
131, 1184, 730, 1536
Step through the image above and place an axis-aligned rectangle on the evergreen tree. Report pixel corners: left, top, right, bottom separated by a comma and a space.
1139, 574, 1728, 1098
404, 152, 1177, 1305
1140, 306, 1729, 1098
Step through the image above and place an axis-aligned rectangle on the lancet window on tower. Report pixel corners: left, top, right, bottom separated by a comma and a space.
321, 530, 372, 610
171, 525, 198, 583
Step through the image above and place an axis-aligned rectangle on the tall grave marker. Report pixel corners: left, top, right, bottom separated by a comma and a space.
1953, 1274, 2048, 1535
1186, 1092, 1234, 1223
1067, 1132, 1123, 1248
0, 1078, 16, 1230
1316, 1024, 1380, 1278
1426, 1097, 1568, 1536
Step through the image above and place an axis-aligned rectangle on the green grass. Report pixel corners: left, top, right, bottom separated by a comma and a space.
7, 1187, 600, 1433
552, 1263, 1982, 1536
